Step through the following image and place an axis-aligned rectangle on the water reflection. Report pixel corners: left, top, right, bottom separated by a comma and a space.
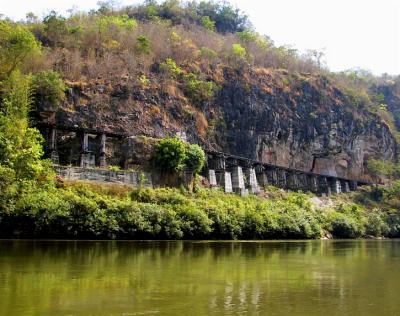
0, 240, 399, 316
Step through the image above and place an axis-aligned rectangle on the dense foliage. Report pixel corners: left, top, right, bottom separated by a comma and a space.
1, 0, 399, 131
126, 0, 251, 33
32, 70, 66, 110
0, 0, 400, 241
0, 183, 398, 240
154, 137, 205, 173
154, 137, 187, 172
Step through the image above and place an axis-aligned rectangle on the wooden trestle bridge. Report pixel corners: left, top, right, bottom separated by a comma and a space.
36, 122, 371, 195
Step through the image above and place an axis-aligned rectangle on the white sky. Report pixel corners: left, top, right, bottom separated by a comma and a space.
1, 0, 399, 75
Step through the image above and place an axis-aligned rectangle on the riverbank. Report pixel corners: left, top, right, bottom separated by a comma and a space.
1, 180, 399, 240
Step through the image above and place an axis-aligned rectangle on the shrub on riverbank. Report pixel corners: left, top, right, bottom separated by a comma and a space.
0, 182, 398, 240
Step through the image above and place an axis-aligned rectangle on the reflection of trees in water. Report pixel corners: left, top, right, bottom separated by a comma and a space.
0, 240, 399, 315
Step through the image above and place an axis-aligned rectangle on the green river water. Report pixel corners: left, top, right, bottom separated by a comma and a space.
0, 240, 399, 316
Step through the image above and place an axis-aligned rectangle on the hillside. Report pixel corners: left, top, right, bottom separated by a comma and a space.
2, 0, 400, 181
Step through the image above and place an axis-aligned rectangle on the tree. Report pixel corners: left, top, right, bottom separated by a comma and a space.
32, 71, 66, 111
200, 16, 216, 31
231, 43, 246, 59
184, 143, 205, 174
154, 137, 187, 172
154, 137, 206, 175
0, 71, 53, 198
0, 21, 41, 78
26, 12, 39, 24
97, 0, 121, 14
136, 35, 151, 54
43, 11, 69, 46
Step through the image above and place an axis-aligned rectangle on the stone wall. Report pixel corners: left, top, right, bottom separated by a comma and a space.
55, 166, 153, 188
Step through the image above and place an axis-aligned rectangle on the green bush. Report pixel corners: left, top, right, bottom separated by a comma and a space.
231, 43, 246, 59
183, 72, 218, 104
160, 58, 183, 78
200, 16, 216, 31
136, 35, 150, 54
32, 71, 65, 110
184, 143, 206, 173
1, 182, 400, 240
154, 137, 187, 172
153, 138, 206, 174
365, 209, 388, 236
324, 204, 367, 238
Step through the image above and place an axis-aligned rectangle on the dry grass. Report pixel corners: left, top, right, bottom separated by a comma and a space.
63, 180, 132, 198
195, 111, 209, 138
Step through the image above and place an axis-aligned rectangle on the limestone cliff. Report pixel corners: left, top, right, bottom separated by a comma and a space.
37, 67, 397, 181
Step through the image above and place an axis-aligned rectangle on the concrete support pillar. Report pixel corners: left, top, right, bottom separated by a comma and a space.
308, 175, 319, 193
80, 132, 94, 168
246, 167, 260, 194
222, 171, 233, 193
99, 133, 107, 168
231, 166, 247, 196
82, 132, 89, 152
208, 169, 218, 188
231, 166, 245, 190
49, 128, 59, 165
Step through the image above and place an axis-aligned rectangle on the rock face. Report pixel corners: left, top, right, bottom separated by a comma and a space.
216, 69, 397, 181
38, 68, 397, 181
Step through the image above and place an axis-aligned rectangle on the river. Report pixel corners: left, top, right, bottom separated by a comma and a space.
0, 240, 399, 315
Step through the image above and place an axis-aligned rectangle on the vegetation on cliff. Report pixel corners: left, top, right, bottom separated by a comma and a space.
1, 0, 399, 129
1, 1, 400, 240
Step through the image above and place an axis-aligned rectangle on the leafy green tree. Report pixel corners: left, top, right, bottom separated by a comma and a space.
237, 30, 268, 51
43, 11, 69, 46
154, 137, 187, 172
154, 138, 206, 174
184, 143, 205, 174
183, 72, 218, 104
136, 35, 151, 54
200, 16, 216, 31
160, 58, 183, 78
0, 21, 41, 77
231, 43, 246, 59
32, 71, 66, 110
236, 30, 258, 44
0, 71, 53, 199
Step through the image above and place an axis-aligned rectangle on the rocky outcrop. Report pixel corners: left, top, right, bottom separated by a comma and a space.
37, 68, 397, 181
216, 69, 397, 181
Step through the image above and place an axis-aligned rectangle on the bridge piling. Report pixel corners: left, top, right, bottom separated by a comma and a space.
231, 166, 247, 196
220, 171, 233, 193
246, 167, 260, 194
48, 127, 59, 165
207, 169, 218, 188
99, 133, 107, 168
